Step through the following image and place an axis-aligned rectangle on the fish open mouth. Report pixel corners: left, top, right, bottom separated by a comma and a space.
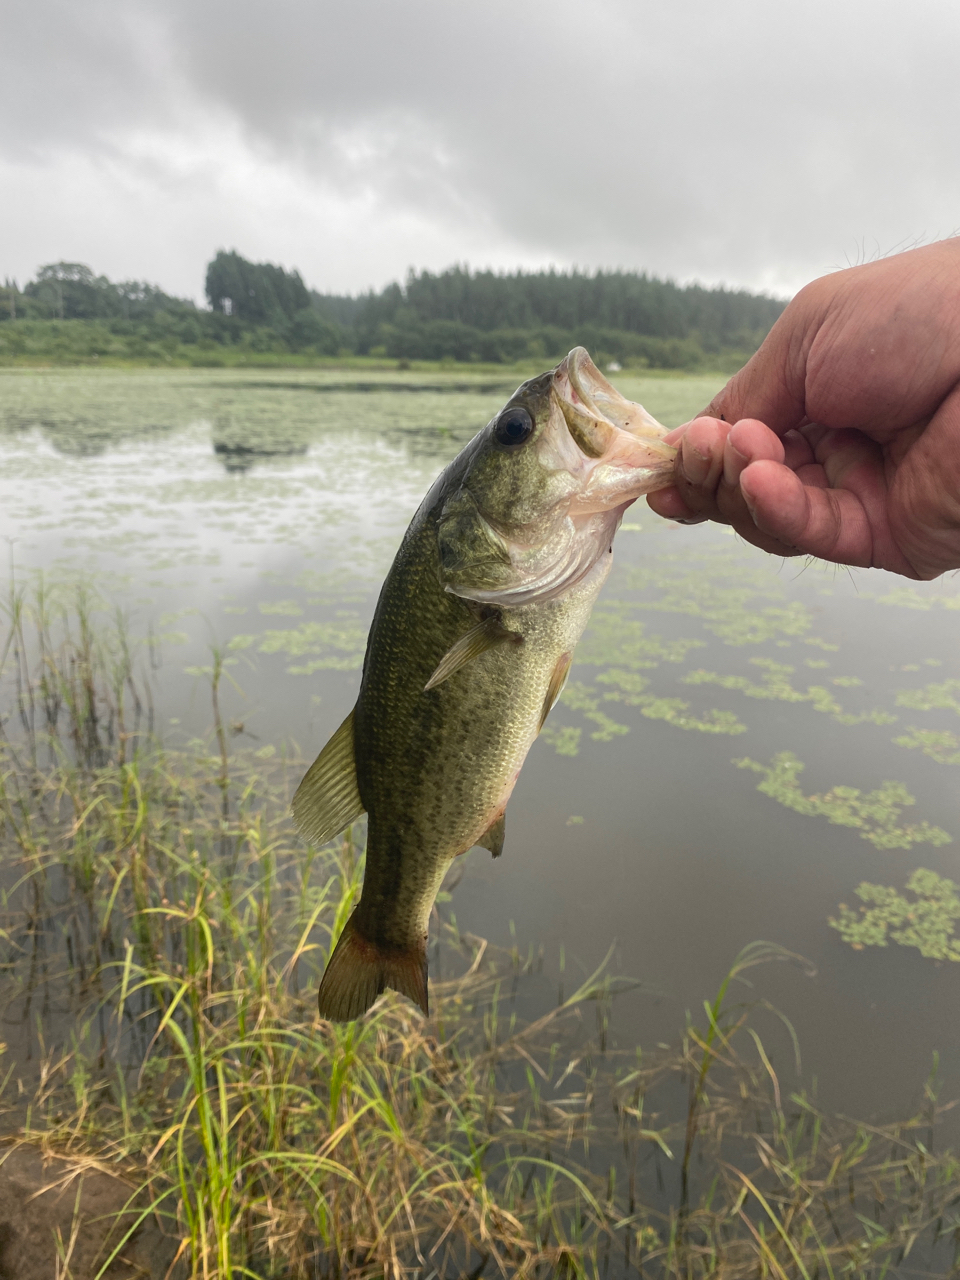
441, 348, 679, 610
552, 347, 677, 513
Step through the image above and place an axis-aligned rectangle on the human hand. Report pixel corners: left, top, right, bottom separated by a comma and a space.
646, 240, 960, 580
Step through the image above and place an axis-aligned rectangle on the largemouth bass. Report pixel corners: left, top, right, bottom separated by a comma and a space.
294, 348, 676, 1021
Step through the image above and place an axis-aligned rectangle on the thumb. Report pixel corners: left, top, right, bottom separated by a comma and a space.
701, 283, 825, 435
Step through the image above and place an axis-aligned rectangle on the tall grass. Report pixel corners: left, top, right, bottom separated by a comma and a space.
0, 579, 958, 1278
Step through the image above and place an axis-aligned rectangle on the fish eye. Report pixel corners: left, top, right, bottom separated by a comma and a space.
493, 406, 534, 448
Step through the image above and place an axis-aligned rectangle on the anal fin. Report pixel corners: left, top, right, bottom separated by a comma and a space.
539, 652, 572, 730
292, 709, 365, 846
425, 615, 520, 692
476, 810, 505, 859
317, 913, 428, 1022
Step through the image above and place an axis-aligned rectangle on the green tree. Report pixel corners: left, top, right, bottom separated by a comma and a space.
26, 263, 109, 319
21, 263, 195, 324
205, 251, 310, 325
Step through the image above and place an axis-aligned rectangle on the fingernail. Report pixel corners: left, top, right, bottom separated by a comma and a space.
681, 445, 710, 486
741, 486, 759, 523
676, 515, 708, 525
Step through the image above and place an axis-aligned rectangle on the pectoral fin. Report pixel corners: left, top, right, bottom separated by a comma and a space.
424, 615, 520, 692
476, 811, 506, 858
539, 652, 573, 730
292, 709, 365, 846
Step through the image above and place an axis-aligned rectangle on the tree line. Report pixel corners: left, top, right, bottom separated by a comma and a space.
0, 251, 786, 368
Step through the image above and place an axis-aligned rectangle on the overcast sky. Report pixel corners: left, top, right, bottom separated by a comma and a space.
2, 0, 958, 302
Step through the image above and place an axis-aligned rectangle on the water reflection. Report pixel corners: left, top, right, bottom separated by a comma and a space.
212, 411, 311, 471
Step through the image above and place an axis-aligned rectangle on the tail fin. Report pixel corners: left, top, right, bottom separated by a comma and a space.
317, 914, 428, 1022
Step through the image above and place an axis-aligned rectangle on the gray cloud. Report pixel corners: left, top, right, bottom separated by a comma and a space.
2, 0, 959, 299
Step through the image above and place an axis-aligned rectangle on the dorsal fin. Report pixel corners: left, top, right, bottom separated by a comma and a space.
292, 709, 365, 846
476, 811, 506, 858
424, 615, 519, 692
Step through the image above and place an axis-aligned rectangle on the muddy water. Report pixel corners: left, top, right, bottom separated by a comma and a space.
1, 366, 959, 1136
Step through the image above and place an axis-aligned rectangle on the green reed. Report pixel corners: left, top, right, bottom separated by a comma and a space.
0, 578, 958, 1278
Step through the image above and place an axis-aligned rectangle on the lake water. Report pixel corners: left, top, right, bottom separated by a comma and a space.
2, 365, 959, 1138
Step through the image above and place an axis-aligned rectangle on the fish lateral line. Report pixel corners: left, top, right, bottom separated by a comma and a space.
423, 612, 522, 692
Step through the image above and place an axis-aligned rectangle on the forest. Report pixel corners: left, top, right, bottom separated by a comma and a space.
0, 250, 786, 368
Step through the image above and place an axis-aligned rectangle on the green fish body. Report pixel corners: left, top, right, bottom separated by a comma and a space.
293, 349, 676, 1020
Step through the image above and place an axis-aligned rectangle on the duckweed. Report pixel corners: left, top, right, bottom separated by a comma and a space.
684, 658, 897, 726
596, 668, 747, 733
595, 668, 651, 696
894, 727, 960, 764
546, 674, 748, 753
257, 598, 304, 616
560, 681, 631, 741
539, 724, 583, 756
896, 678, 960, 715
735, 751, 952, 850
623, 549, 815, 645
632, 697, 748, 734
257, 618, 367, 672
872, 585, 960, 610
830, 868, 960, 960
575, 601, 705, 669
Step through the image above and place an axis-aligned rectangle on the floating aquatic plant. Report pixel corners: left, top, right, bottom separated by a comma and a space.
257, 598, 304, 616
735, 751, 951, 850
560, 680, 631, 742
257, 617, 367, 673
871, 584, 960, 611
897, 678, 960, 716
830, 868, 960, 961
539, 724, 582, 756
894, 727, 960, 765
684, 658, 897, 726
631, 696, 748, 734
597, 668, 747, 734
623, 547, 816, 645
542, 675, 747, 754
575, 599, 705, 669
